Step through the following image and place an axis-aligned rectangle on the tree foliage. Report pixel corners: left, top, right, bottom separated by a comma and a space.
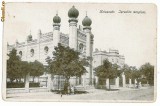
7, 48, 22, 82
122, 64, 132, 83
122, 63, 154, 85
122, 65, 141, 83
20, 61, 30, 77
46, 43, 88, 91
139, 63, 154, 85
7, 48, 44, 83
95, 59, 120, 79
29, 60, 44, 77
94, 59, 120, 89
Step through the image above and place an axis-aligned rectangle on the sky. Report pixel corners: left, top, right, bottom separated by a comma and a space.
4, 3, 156, 68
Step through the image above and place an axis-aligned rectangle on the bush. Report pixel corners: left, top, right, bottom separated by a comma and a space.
7, 82, 24, 88
29, 82, 40, 87
95, 84, 106, 89
140, 78, 148, 84
7, 82, 40, 88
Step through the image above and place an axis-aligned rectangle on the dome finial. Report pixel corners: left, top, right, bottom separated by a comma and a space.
86, 11, 87, 16
30, 30, 31, 35
56, 10, 58, 15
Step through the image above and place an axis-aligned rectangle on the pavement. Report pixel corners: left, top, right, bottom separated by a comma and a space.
5, 87, 155, 102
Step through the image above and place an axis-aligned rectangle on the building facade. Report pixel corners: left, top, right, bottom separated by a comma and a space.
93, 49, 125, 88
93, 48, 125, 69
7, 6, 125, 90
7, 6, 94, 89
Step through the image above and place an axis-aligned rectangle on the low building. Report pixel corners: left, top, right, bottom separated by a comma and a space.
93, 48, 125, 69
93, 48, 125, 88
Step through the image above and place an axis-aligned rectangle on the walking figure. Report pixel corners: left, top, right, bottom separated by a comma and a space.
136, 83, 139, 89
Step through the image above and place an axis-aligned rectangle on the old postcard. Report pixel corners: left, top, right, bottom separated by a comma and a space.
2, 2, 157, 102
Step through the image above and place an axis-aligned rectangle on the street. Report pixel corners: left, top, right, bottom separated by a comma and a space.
6, 87, 155, 102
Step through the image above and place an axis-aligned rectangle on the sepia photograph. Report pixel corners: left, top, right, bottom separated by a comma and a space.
2, 2, 156, 102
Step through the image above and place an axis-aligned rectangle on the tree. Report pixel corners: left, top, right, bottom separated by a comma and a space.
30, 60, 45, 82
94, 59, 119, 90
46, 43, 87, 93
139, 63, 154, 85
122, 65, 140, 84
20, 61, 30, 82
122, 65, 132, 84
7, 48, 22, 82
132, 69, 141, 83
7, 48, 45, 89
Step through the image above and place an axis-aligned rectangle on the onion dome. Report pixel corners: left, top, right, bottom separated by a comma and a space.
68, 6, 79, 18
53, 14, 61, 23
27, 34, 32, 41
82, 16, 92, 26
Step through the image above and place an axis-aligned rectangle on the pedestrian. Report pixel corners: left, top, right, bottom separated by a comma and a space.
136, 83, 139, 89
60, 89, 63, 97
139, 82, 142, 89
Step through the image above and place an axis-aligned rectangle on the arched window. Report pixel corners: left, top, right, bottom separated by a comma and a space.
112, 59, 114, 63
19, 51, 22, 57
44, 46, 49, 54
116, 59, 119, 63
30, 49, 34, 57
79, 43, 84, 53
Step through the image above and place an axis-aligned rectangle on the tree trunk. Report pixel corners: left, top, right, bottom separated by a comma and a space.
19, 78, 21, 83
64, 77, 70, 94
16, 79, 18, 83
58, 75, 60, 90
10, 78, 14, 83
38, 76, 40, 83
24, 76, 26, 83
79, 76, 81, 84
109, 78, 110, 90
76, 76, 78, 85
33, 76, 35, 82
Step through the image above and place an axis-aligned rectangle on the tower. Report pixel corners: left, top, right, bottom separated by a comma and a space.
37, 29, 42, 61
37, 29, 42, 43
82, 13, 93, 85
53, 13, 61, 47
68, 6, 79, 50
